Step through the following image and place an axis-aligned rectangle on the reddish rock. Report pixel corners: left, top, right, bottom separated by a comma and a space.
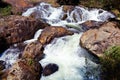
80, 21, 120, 57
3, 0, 59, 14
7, 59, 42, 80
3, 0, 33, 14
0, 15, 48, 53
22, 41, 44, 61
38, 26, 73, 45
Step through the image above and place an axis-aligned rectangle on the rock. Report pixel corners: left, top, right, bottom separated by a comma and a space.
63, 5, 74, 12
43, 63, 59, 76
3, 0, 33, 14
3, 0, 59, 14
38, 26, 73, 45
7, 59, 42, 80
0, 60, 6, 71
81, 20, 104, 31
0, 15, 48, 53
22, 41, 44, 61
80, 21, 120, 57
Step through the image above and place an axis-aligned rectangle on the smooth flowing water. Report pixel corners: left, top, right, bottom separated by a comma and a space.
0, 2, 115, 80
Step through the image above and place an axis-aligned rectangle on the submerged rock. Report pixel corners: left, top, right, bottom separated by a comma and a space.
38, 26, 73, 45
80, 21, 120, 57
7, 59, 42, 80
22, 41, 44, 61
43, 63, 59, 76
0, 15, 48, 53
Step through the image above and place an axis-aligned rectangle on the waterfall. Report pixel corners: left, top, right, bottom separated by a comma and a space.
0, 2, 115, 80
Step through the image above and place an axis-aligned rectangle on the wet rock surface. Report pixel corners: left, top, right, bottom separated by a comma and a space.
81, 20, 104, 31
7, 59, 42, 80
0, 15, 48, 53
22, 41, 44, 61
39, 26, 73, 45
80, 21, 120, 57
43, 63, 59, 76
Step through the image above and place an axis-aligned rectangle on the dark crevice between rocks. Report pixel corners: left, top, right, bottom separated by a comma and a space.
56, 0, 80, 5
0, 37, 9, 54
0, 0, 10, 8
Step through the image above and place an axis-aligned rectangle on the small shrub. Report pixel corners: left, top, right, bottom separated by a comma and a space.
100, 46, 120, 80
0, 5, 12, 16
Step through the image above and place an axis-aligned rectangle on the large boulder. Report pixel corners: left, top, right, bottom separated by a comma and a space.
0, 15, 48, 53
22, 41, 44, 61
7, 59, 42, 80
38, 26, 73, 45
80, 21, 120, 57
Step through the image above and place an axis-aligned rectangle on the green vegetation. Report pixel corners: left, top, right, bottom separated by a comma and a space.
0, 5, 12, 16
80, 0, 120, 10
100, 46, 120, 80
28, 59, 34, 66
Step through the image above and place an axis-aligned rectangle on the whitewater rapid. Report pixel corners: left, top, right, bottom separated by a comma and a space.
40, 33, 100, 80
0, 2, 116, 80
23, 2, 115, 26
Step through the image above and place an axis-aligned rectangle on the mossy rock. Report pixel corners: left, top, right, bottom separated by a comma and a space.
100, 46, 120, 80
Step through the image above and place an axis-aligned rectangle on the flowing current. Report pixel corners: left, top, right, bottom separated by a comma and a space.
0, 2, 115, 80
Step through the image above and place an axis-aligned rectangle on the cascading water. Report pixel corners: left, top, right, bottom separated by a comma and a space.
40, 33, 100, 80
0, 2, 115, 80
23, 2, 115, 26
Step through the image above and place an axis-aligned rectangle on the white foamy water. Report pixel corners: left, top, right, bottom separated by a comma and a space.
0, 2, 114, 80
40, 33, 100, 80
23, 2, 115, 26
24, 29, 43, 44
0, 46, 21, 68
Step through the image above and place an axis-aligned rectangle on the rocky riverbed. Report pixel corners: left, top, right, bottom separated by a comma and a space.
0, 0, 120, 80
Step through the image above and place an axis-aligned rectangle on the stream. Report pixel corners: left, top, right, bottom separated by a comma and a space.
0, 2, 115, 80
